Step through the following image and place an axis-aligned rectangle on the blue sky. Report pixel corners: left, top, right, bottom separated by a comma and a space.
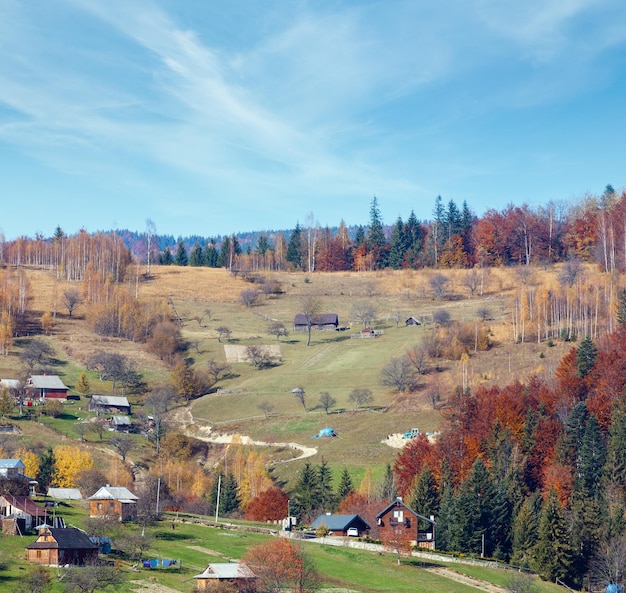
2, 0, 626, 241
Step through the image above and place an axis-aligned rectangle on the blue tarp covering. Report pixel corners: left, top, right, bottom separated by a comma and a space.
606, 585, 623, 593
312, 427, 336, 439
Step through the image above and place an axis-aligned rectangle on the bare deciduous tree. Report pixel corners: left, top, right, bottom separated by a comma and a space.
62, 288, 82, 318
258, 401, 274, 419
349, 388, 373, 411
318, 392, 336, 415
216, 326, 232, 343
207, 359, 231, 383
406, 343, 430, 378
429, 273, 450, 300
292, 387, 307, 412
268, 322, 289, 342
351, 301, 377, 328
380, 357, 416, 392
240, 288, 259, 308
110, 434, 134, 462
299, 295, 322, 347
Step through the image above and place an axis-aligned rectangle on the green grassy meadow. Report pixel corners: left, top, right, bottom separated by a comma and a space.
0, 500, 565, 593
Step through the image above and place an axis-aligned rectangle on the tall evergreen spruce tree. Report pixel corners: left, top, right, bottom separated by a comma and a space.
404, 210, 424, 268
292, 462, 320, 520
410, 466, 439, 531
531, 487, 575, 584
174, 240, 188, 266
379, 464, 396, 502
575, 336, 598, 379
511, 492, 542, 567
160, 247, 173, 265
204, 239, 219, 267
286, 223, 303, 270
388, 217, 406, 269
189, 244, 203, 266
605, 395, 626, 488
434, 483, 454, 551
217, 236, 230, 268
337, 468, 354, 500
317, 458, 335, 512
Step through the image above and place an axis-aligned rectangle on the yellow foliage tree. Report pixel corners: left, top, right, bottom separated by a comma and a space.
41, 311, 54, 335
52, 445, 94, 488
16, 449, 39, 480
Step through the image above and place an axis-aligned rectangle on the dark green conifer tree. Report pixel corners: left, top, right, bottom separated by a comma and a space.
531, 487, 575, 584
434, 482, 454, 551
217, 236, 230, 268
404, 210, 424, 268
204, 239, 218, 267
511, 492, 542, 567
317, 458, 335, 512
286, 223, 303, 270
174, 240, 188, 266
410, 466, 439, 531
575, 336, 598, 379
604, 395, 626, 488
160, 247, 173, 265
379, 464, 396, 502
37, 447, 55, 491
388, 217, 406, 270
291, 462, 320, 520
337, 468, 354, 500
353, 225, 366, 248
189, 244, 203, 267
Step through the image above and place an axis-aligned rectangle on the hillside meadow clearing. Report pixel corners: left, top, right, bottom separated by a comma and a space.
0, 264, 575, 489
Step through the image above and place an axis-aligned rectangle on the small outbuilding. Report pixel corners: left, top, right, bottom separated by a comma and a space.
89, 395, 131, 415
193, 562, 256, 592
405, 316, 421, 326
310, 513, 370, 537
26, 527, 98, 566
47, 488, 83, 501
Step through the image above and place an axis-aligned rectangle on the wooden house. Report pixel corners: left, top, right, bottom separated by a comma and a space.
26, 375, 69, 400
26, 527, 98, 566
310, 513, 370, 537
88, 485, 138, 521
293, 313, 339, 331
405, 316, 421, 326
193, 562, 256, 592
0, 494, 46, 533
376, 497, 436, 550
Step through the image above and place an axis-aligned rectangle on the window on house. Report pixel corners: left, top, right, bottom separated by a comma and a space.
393, 510, 403, 521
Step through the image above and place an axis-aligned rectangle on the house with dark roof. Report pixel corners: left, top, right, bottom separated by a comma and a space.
293, 313, 339, 331
88, 485, 138, 521
310, 513, 370, 537
26, 375, 69, 400
193, 562, 256, 592
376, 497, 436, 550
26, 527, 98, 565
0, 494, 47, 532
